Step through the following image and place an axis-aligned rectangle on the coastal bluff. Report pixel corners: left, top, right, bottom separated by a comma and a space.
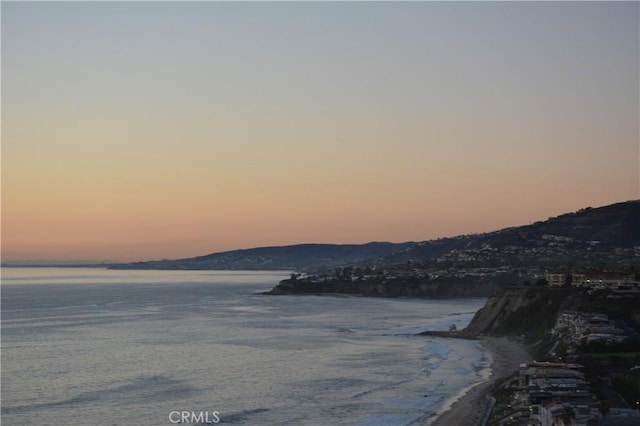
464, 287, 580, 340
464, 286, 640, 345
263, 275, 503, 298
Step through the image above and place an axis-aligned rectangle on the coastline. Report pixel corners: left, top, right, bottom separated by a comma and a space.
426, 336, 530, 426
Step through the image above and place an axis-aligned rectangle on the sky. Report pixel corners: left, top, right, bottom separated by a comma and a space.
2, 1, 639, 262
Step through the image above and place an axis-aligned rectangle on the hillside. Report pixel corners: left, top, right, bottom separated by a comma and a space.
110, 200, 639, 271
109, 242, 419, 271
464, 287, 585, 340
470, 200, 640, 248
464, 286, 640, 357
401, 200, 640, 271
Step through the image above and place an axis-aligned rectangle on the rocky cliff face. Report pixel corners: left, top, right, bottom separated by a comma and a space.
265, 276, 503, 299
465, 286, 640, 361
464, 287, 586, 341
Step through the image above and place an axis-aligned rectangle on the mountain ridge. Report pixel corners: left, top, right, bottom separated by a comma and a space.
108, 199, 639, 271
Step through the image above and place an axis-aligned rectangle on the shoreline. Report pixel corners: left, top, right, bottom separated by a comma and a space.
426, 336, 530, 426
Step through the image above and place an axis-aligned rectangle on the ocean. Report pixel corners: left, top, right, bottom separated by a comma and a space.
1, 268, 489, 425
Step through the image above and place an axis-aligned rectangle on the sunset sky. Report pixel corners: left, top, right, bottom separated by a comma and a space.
2, 1, 639, 262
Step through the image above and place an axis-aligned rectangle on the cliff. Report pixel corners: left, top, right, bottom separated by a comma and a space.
264, 276, 504, 298
464, 287, 640, 345
464, 288, 581, 340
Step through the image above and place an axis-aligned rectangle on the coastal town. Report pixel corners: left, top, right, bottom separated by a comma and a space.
273, 260, 640, 426
487, 309, 640, 426
266, 213, 640, 426
288, 263, 640, 293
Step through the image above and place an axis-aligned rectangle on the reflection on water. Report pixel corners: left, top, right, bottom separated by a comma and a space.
2, 268, 487, 425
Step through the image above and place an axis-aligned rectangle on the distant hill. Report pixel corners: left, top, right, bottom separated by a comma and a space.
110, 200, 639, 271
109, 242, 419, 271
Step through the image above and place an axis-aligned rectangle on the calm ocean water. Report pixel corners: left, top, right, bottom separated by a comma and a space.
1, 268, 488, 425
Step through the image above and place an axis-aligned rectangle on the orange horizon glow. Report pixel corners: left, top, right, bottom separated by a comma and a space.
2, 2, 639, 262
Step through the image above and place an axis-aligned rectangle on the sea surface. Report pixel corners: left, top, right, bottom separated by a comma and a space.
1, 268, 489, 425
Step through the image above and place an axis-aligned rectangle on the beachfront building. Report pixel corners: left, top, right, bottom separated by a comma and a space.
550, 311, 629, 356
489, 362, 600, 426
545, 273, 567, 287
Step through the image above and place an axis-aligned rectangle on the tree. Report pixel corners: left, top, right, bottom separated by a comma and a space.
535, 278, 549, 287
353, 267, 364, 280
560, 405, 576, 425
598, 399, 610, 417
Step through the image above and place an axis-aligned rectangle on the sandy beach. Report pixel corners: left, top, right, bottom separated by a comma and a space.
427, 337, 531, 426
